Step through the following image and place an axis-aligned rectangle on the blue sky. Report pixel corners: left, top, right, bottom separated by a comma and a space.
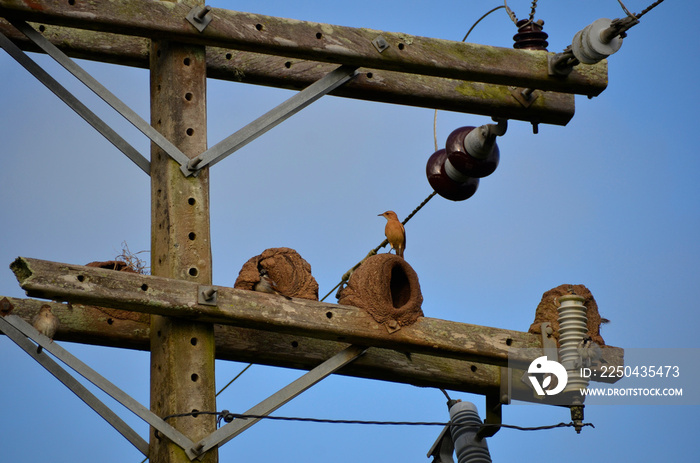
1, 1, 698, 461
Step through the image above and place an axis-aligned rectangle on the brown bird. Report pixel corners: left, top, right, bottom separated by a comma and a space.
378, 210, 406, 258
31, 304, 59, 354
254, 269, 292, 300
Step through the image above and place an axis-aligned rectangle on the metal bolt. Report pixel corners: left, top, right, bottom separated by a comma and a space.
201, 287, 217, 301
193, 5, 212, 23
372, 36, 390, 53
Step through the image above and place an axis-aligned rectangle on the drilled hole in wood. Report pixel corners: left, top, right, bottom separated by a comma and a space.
77, 275, 85, 282
191, 373, 199, 382
38, 25, 46, 32
315, 32, 323, 39
255, 23, 264, 31
191, 337, 198, 346
188, 197, 196, 205
471, 365, 477, 372
191, 409, 200, 418
157, 330, 162, 337
506, 338, 513, 346
188, 232, 196, 241
141, 284, 148, 291
284, 61, 292, 68
183, 57, 191, 66
68, 0, 75, 5
398, 43, 405, 50
291, 341, 299, 348
107, 318, 113, 325
156, 49, 161, 58
186, 128, 194, 136
189, 267, 199, 277
366, 72, 373, 78
326, 311, 333, 319
225, 53, 232, 60
185, 92, 193, 101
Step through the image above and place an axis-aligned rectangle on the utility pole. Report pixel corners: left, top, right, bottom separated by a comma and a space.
149, 1, 217, 461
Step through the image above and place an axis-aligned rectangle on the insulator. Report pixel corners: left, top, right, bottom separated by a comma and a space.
571, 18, 623, 64
449, 401, 492, 463
426, 148, 479, 202
557, 294, 590, 394
513, 19, 549, 51
445, 126, 500, 179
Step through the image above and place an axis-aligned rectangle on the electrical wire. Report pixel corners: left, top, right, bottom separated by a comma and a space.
216, 363, 253, 397
162, 409, 594, 432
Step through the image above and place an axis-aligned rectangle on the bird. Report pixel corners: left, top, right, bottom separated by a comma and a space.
576, 336, 603, 368
254, 269, 292, 300
31, 305, 59, 354
378, 210, 405, 258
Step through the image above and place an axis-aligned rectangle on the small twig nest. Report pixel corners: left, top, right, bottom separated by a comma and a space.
337, 254, 423, 331
234, 247, 319, 300
529, 284, 607, 346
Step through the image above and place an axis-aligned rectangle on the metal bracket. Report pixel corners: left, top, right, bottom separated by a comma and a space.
0, 314, 200, 459
198, 285, 218, 306
372, 35, 390, 53
181, 64, 358, 176
186, 5, 213, 32
191, 344, 366, 456
540, 321, 558, 361
3, 19, 195, 174
427, 424, 455, 463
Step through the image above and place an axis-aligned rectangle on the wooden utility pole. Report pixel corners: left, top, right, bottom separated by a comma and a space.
0, 0, 623, 459
149, 0, 217, 460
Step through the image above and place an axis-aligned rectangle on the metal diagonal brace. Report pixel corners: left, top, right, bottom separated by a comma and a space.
0, 29, 151, 174
0, 314, 202, 460
182, 64, 358, 176
0, 315, 150, 456
7, 19, 192, 173
191, 344, 366, 457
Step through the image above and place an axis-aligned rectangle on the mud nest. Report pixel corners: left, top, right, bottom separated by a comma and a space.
529, 284, 607, 346
234, 247, 319, 300
337, 254, 423, 329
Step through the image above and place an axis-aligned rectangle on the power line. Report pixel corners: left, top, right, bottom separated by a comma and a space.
162, 409, 594, 432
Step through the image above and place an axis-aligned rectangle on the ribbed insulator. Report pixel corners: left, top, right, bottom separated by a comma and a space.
513, 19, 549, 51
449, 401, 492, 463
557, 294, 590, 393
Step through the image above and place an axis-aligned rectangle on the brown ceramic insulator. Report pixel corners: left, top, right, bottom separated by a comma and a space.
234, 247, 319, 300
426, 148, 479, 201
445, 126, 500, 178
513, 19, 549, 51
337, 254, 423, 328
528, 284, 607, 347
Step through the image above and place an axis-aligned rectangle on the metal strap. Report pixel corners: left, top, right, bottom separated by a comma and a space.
0, 315, 150, 456
182, 64, 359, 176
0, 314, 200, 459
7, 19, 192, 172
192, 344, 366, 456
0, 29, 151, 174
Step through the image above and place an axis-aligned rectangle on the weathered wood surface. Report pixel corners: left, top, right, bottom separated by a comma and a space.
148, 13, 217, 462
0, 0, 607, 96
0, 296, 502, 394
10, 257, 624, 374
0, 20, 575, 125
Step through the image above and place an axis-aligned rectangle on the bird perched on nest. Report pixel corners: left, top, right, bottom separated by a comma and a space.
254, 269, 292, 300
32, 305, 59, 354
378, 210, 405, 258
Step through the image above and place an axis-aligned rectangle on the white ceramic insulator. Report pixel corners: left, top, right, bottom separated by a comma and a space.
571, 18, 623, 64
557, 294, 590, 393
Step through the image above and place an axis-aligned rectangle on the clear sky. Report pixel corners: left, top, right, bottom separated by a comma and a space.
1, 1, 698, 462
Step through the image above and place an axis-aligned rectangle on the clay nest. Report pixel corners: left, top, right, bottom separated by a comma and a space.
338, 253, 423, 330
529, 284, 608, 346
234, 247, 319, 300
